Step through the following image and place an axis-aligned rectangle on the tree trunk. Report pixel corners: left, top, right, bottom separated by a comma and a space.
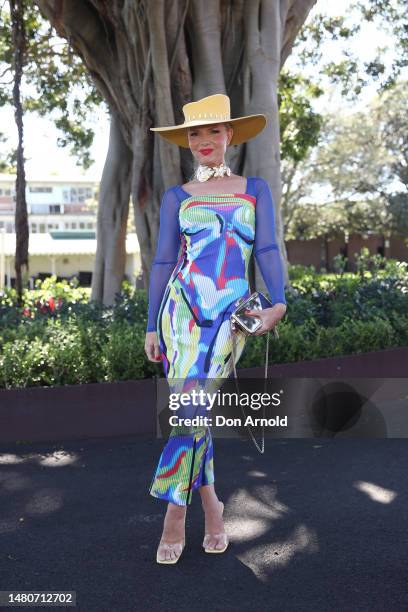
10, 0, 29, 304
34, 0, 318, 303
91, 112, 132, 304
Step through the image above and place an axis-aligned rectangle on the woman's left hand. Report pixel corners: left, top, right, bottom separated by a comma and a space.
244, 303, 287, 336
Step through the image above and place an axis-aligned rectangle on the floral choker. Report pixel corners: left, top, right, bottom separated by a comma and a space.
195, 162, 232, 182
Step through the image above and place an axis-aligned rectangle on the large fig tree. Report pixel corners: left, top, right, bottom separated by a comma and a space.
34, 0, 318, 304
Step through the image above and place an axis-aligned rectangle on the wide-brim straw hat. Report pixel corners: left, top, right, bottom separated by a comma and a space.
150, 93, 267, 148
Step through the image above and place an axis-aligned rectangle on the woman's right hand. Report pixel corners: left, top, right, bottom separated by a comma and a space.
145, 331, 162, 362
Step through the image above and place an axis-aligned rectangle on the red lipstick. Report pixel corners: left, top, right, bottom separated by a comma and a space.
199, 149, 213, 155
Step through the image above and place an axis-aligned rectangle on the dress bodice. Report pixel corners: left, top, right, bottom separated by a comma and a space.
170, 193, 256, 322
146, 176, 286, 332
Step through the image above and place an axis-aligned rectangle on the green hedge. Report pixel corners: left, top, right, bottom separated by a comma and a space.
0, 259, 407, 389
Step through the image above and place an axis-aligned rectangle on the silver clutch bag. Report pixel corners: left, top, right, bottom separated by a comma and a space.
230, 291, 279, 338
229, 291, 280, 454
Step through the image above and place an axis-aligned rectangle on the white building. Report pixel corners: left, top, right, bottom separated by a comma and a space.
0, 174, 142, 289
0, 174, 98, 234
0, 230, 141, 289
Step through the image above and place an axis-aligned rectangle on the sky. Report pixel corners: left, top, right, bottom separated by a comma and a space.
0, 0, 403, 182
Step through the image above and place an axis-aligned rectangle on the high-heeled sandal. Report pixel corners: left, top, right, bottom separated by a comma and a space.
202, 501, 229, 554
156, 507, 187, 565
156, 538, 186, 565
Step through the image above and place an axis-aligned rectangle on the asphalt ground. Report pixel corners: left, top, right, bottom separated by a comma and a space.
1, 435, 407, 612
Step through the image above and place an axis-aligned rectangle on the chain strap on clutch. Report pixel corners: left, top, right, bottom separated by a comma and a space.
229, 291, 279, 454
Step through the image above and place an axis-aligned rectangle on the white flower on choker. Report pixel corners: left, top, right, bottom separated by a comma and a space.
195, 162, 232, 182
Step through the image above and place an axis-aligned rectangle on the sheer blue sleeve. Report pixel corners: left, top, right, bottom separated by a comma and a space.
253, 177, 287, 306
146, 187, 181, 332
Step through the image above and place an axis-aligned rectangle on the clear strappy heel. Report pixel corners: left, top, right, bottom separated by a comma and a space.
156, 538, 186, 564
202, 501, 229, 554
156, 508, 186, 565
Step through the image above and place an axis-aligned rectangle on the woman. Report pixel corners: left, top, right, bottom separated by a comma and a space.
144, 93, 287, 564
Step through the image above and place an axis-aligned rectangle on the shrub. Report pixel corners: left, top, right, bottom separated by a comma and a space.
0, 268, 407, 388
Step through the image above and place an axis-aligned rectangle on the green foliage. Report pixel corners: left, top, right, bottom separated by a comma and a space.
332, 253, 347, 274
0, 0, 103, 168
288, 263, 318, 281
278, 70, 324, 163
354, 247, 384, 276
0, 267, 407, 389
285, 79, 408, 241
296, 1, 408, 98
388, 192, 408, 237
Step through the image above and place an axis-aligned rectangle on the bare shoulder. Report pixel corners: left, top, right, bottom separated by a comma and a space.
181, 178, 198, 189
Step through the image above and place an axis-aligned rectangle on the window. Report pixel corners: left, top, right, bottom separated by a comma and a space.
79, 222, 85, 229
49, 205, 61, 214
29, 186, 53, 193
39, 223, 46, 233
69, 188, 80, 203
86, 222, 93, 229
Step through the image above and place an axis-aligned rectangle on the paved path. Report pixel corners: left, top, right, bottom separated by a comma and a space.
1, 436, 407, 611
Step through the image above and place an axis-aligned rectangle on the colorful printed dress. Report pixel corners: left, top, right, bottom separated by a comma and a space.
146, 176, 286, 505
